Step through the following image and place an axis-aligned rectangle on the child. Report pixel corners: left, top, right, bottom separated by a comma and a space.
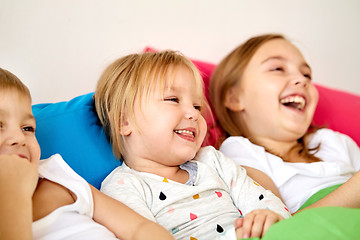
209, 33, 360, 214
94, 50, 291, 240
0, 67, 174, 240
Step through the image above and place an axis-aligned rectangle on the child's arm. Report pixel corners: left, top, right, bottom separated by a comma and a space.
298, 134, 360, 211
90, 185, 174, 240
299, 170, 360, 212
0, 155, 38, 240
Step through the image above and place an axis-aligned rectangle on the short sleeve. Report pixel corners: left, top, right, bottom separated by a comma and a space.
100, 168, 156, 221
219, 137, 267, 172
325, 130, 360, 171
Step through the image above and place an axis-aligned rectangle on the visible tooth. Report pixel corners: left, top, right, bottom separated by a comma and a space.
299, 101, 305, 109
281, 96, 305, 104
175, 130, 193, 135
280, 95, 306, 111
295, 96, 304, 104
295, 99, 305, 110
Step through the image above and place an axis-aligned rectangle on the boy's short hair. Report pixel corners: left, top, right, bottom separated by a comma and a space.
0, 67, 31, 99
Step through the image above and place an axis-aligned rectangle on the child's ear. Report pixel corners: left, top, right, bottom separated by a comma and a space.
119, 117, 132, 136
224, 87, 244, 112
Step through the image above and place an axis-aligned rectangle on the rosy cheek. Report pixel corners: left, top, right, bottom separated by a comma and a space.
314, 89, 319, 104
309, 88, 319, 109
33, 142, 41, 162
199, 118, 208, 141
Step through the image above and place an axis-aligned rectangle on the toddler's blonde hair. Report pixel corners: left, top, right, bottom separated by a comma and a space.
94, 50, 205, 160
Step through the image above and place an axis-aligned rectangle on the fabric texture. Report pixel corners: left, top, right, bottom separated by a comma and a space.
33, 154, 117, 240
101, 146, 291, 240
220, 129, 360, 213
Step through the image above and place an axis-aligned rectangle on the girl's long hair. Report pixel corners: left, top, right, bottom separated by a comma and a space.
210, 34, 321, 163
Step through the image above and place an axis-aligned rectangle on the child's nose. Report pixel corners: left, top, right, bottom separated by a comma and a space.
292, 74, 309, 88
185, 106, 199, 121
4, 129, 26, 147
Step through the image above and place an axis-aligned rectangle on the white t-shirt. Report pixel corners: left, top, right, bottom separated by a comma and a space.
220, 129, 360, 213
101, 146, 291, 240
33, 154, 117, 240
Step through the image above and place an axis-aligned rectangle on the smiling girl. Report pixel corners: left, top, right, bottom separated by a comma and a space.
210, 33, 360, 214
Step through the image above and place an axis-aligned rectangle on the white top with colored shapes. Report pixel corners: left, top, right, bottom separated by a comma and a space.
101, 146, 290, 240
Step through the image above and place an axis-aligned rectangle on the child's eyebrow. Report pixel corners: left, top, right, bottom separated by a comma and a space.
25, 113, 36, 122
0, 109, 35, 121
261, 56, 311, 69
261, 56, 286, 64
164, 84, 179, 93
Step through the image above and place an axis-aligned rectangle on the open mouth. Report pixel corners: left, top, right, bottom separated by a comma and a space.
174, 129, 196, 142
280, 95, 306, 111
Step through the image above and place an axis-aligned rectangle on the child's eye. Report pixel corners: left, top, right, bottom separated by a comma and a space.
23, 126, 35, 132
303, 74, 312, 80
271, 67, 284, 72
194, 105, 202, 111
165, 97, 179, 103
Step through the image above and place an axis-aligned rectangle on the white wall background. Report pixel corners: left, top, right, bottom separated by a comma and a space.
1, 0, 359, 104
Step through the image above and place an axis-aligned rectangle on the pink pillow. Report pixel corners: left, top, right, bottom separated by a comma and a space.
143, 47, 360, 147
313, 85, 360, 146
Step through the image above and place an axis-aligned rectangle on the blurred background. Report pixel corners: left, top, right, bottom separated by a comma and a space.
1, 0, 359, 104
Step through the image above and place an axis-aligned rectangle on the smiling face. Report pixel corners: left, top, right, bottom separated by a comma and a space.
226, 39, 319, 149
122, 66, 207, 170
0, 88, 40, 164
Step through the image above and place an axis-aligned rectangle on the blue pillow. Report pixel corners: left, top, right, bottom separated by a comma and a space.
32, 93, 120, 189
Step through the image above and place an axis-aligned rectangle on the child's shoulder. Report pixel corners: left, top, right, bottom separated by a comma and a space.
195, 146, 237, 167
196, 146, 218, 158
101, 163, 156, 191
32, 178, 75, 221
311, 128, 358, 147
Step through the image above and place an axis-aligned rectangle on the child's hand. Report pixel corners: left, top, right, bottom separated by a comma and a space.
0, 154, 38, 198
234, 209, 283, 239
